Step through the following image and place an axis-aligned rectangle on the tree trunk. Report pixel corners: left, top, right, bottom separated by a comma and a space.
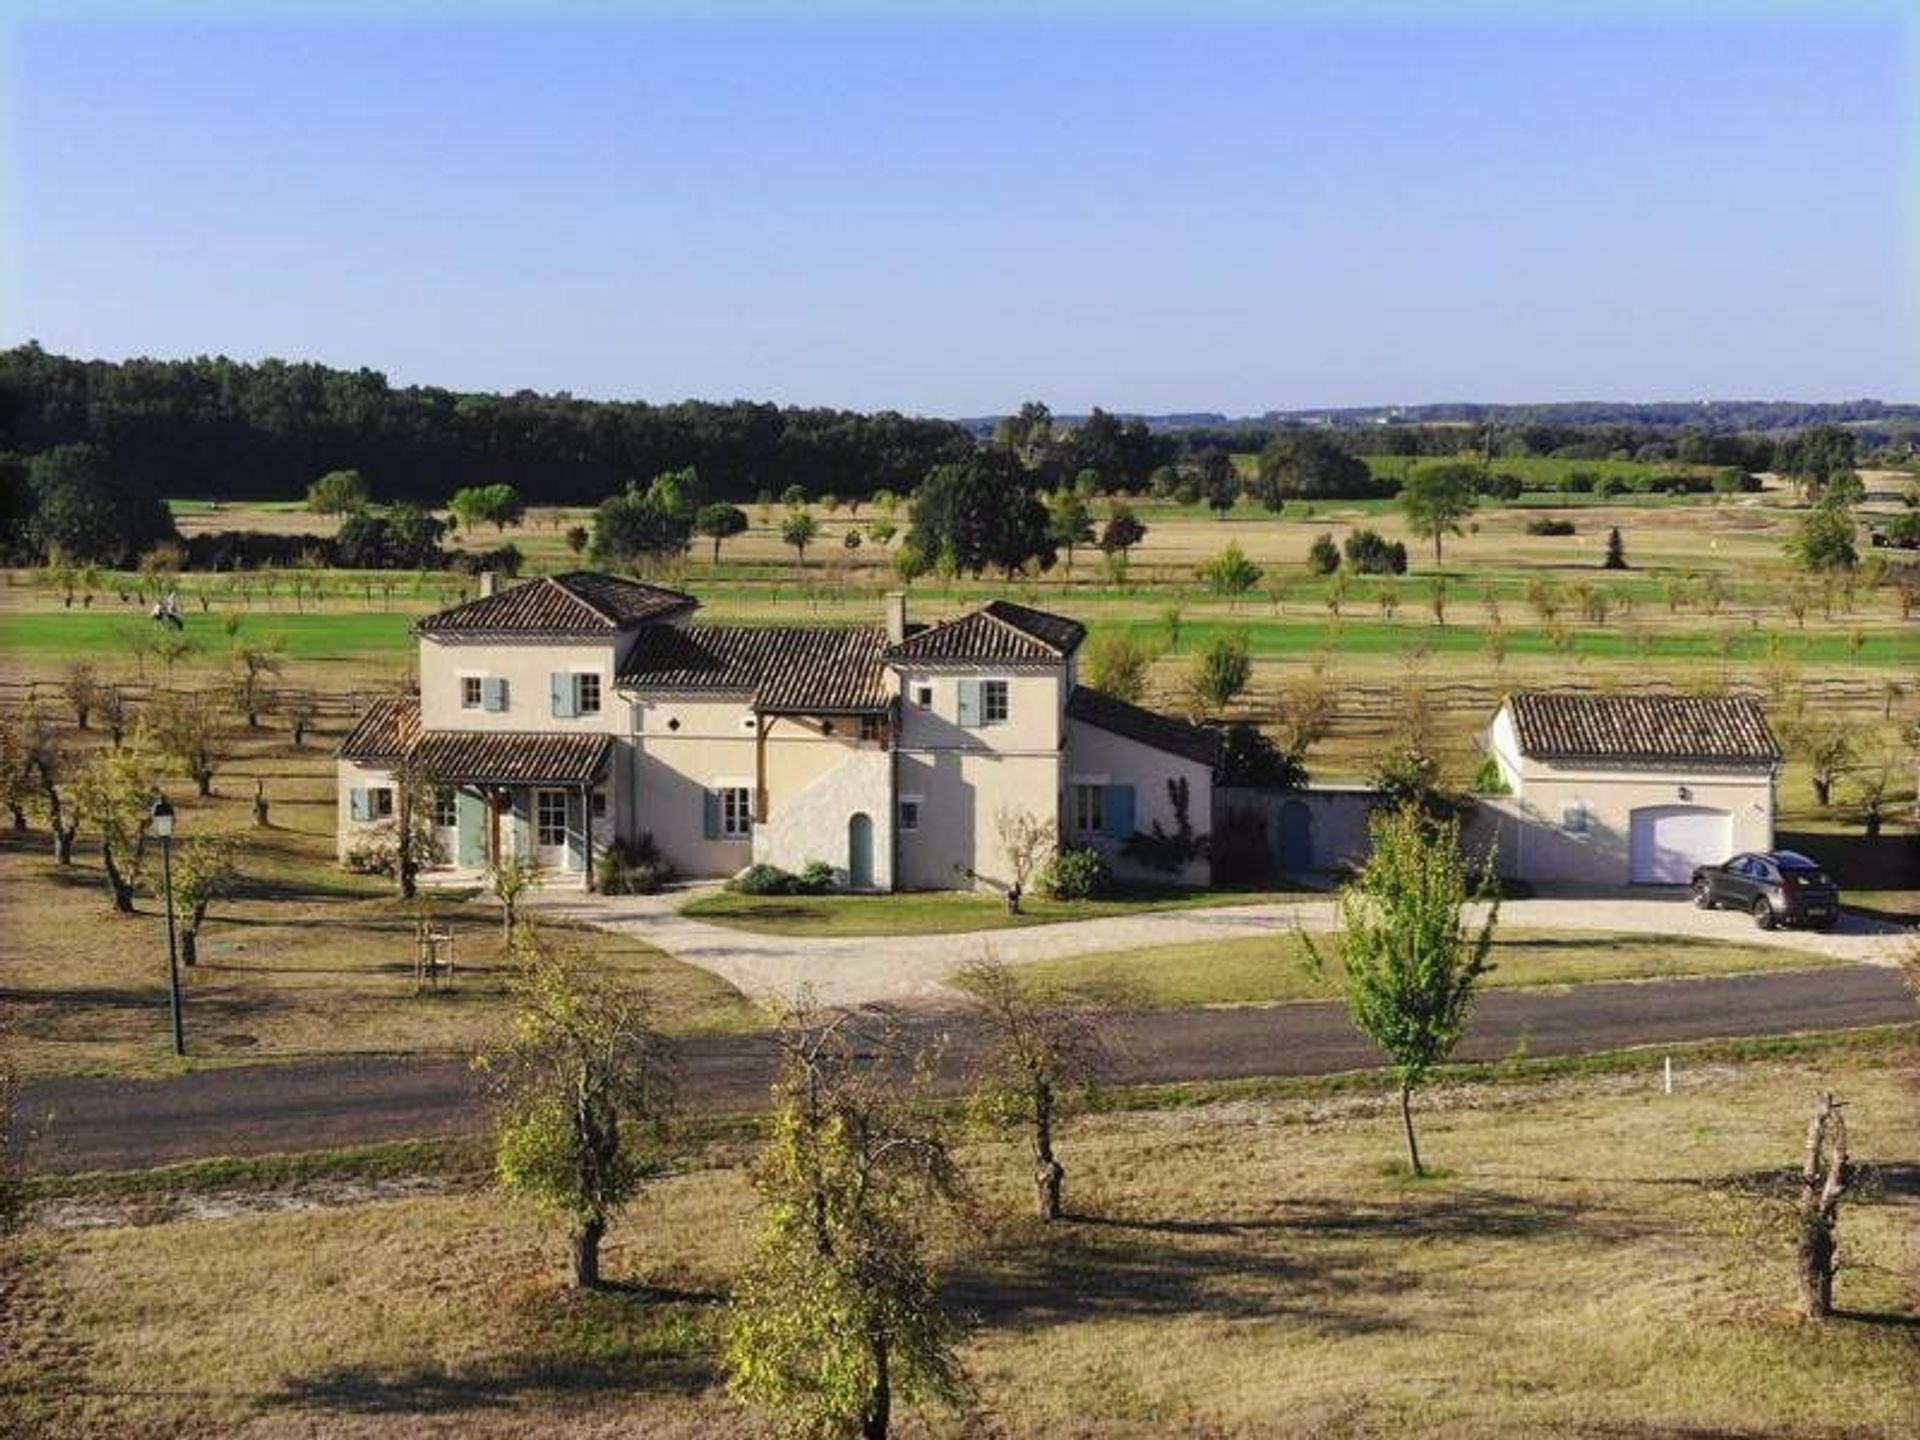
53, 822, 77, 865
196, 768, 213, 798
101, 843, 137, 914
1798, 1092, 1849, 1320
1400, 1081, 1424, 1177
1864, 813, 1881, 839
571, 1216, 605, 1289
1034, 1093, 1064, 1221
1798, 1223, 1835, 1319
253, 781, 270, 828
1812, 776, 1832, 806
861, 1330, 891, 1440
181, 925, 199, 968
8, 804, 25, 831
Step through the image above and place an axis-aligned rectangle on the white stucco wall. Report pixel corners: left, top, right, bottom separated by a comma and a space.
419, 638, 622, 734
752, 747, 895, 890
1062, 718, 1213, 886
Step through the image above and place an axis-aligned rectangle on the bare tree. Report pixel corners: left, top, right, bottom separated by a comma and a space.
992, 807, 1055, 914
1798, 1092, 1852, 1320
959, 956, 1110, 1220
62, 662, 101, 730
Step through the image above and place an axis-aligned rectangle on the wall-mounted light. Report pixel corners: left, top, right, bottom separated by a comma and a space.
1677, 784, 1692, 801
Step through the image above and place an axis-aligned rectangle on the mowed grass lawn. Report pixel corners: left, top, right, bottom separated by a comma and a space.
679, 885, 1298, 937
957, 929, 1851, 1009
7, 1045, 1916, 1437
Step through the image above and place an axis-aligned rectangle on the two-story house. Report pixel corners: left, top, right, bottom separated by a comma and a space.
338, 572, 1218, 892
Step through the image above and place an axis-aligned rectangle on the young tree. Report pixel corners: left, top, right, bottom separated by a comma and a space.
1199, 541, 1262, 599
1097, 505, 1147, 558
73, 740, 158, 913
960, 956, 1109, 1221
307, 468, 370, 515
1788, 720, 1856, 807
277, 691, 319, 748
19, 705, 79, 863
0, 711, 35, 830
1305, 533, 1340, 575
1602, 526, 1628, 570
230, 643, 286, 728
1046, 491, 1094, 570
1189, 631, 1252, 717
565, 523, 590, 556
146, 691, 226, 798
694, 502, 750, 564
62, 661, 101, 731
1270, 675, 1337, 769
170, 835, 239, 966
1398, 464, 1478, 565
993, 806, 1056, 913
1788, 507, 1858, 573
489, 852, 540, 937
479, 930, 676, 1288
727, 1004, 969, 1440
96, 684, 129, 746
1304, 802, 1499, 1176
1081, 629, 1160, 704
781, 509, 819, 568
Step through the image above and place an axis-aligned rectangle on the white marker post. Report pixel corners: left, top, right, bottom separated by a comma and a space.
1663, 1056, 1673, 1096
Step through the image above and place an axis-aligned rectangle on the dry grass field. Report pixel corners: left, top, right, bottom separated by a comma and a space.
5, 1042, 1916, 1437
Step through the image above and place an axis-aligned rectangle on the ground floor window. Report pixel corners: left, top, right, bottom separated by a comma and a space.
720, 786, 753, 838
432, 788, 458, 828
536, 789, 568, 848
1072, 783, 1105, 838
899, 797, 921, 831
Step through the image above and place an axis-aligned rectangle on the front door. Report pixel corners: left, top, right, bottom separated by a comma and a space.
847, 812, 874, 890
430, 787, 459, 868
534, 788, 570, 872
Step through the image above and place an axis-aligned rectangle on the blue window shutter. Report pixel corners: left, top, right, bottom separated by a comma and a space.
551, 672, 574, 718
483, 677, 507, 712
349, 787, 370, 822
703, 789, 721, 840
1105, 784, 1135, 840
957, 679, 980, 728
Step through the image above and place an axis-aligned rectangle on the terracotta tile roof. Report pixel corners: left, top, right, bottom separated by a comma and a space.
411, 730, 614, 785
1066, 686, 1221, 769
339, 696, 611, 781
1505, 691, 1780, 767
417, 572, 696, 636
338, 696, 420, 761
883, 599, 1085, 663
618, 625, 891, 713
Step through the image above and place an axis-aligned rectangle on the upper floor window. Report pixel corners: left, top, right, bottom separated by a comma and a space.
461, 676, 484, 710
551, 671, 602, 719
981, 679, 1010, 725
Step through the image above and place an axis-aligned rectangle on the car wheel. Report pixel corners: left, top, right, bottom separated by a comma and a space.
1691, 880, 1714, 910
1751, 897, 1776, 931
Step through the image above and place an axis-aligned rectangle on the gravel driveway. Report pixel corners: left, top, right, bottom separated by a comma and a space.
534, 887, 1911, 1008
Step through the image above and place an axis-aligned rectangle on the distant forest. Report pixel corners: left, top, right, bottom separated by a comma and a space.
3, 344, 1915, 520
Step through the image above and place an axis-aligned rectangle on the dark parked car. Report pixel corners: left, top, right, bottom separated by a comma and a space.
1690, 850, 1840, 930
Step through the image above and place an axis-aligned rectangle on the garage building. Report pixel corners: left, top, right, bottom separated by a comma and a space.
1486, 691, 1781, 886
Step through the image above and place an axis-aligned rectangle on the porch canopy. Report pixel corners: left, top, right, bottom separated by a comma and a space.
410, 730, 614, 786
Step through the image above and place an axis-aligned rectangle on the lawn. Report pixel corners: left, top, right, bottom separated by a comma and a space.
0, 728, 762, 1080
6, 1043, 1915, 1436
679, 884, 1298, 937
953, 928, 1851, 1009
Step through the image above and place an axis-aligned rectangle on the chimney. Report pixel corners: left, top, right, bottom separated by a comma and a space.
884, 591, 908, 644
478, 571, 499, 598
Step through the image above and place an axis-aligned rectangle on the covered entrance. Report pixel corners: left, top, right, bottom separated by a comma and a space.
408, 730, 616, 890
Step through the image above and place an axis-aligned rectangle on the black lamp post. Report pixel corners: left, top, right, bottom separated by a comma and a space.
151, 796, 184, 1057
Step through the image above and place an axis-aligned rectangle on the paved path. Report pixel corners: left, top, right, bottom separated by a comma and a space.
22, 966, 1915, 1175
532, 886, 1912, 1008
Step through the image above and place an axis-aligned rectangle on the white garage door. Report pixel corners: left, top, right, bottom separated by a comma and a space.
1629, 805, 1733, 885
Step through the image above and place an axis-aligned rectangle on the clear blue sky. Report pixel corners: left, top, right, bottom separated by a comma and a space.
6, 4, 1916, 414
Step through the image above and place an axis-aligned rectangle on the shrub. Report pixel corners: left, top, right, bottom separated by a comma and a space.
596, 834, 674, 895
1471, 756, 1512, 796
450, 543, 524, 577
1525, 517, 1577, 537
1040, 846, 1110, 901
1306, 533, 1341, 575
726, 861, 836, 896
1342, 528, 1407, 575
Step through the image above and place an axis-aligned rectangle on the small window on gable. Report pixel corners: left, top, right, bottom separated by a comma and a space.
461, 676, 483, 710
913, 684, 933, 709
981, 679, 1010, 725
575, 672, 602, 715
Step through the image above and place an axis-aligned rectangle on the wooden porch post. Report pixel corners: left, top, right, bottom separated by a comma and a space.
582, 781, 596, 893
755, 714, 775, 822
